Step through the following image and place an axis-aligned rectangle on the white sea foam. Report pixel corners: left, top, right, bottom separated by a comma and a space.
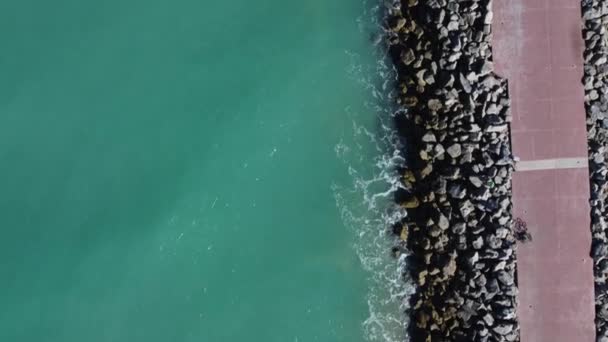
333, 121, 414, 342
334, 3, 414, 340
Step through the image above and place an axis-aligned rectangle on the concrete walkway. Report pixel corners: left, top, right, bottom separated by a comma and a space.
492, 0, 596, 341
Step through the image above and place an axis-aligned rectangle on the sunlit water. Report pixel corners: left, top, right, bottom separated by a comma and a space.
0, 1, 412, 341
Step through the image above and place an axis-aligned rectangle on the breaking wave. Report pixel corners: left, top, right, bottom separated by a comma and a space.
332, 2, 414, 341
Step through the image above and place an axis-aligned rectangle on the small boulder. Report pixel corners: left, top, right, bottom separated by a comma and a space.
428, 99, 443, 111
447, 143, 462, 158
452, 222, 466, 234
448, 183, 467, 199
422, 132, 437, 143
472, 236, 484, 249
493, 324, 514, 336
469, 176, 483, 187
402, 196, 420, 209
497, 270, 514, 286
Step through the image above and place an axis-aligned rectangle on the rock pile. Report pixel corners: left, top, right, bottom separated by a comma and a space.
581, 1, 608, 340
383, 0, 520, 340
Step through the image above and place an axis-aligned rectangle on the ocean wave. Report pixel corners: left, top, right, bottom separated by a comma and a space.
333, 4, 414, 339
332, 122, 413, 342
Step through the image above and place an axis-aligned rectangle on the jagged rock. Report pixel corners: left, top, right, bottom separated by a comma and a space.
418, 270, 429, 286
469, 176, 483, 187
443, 255, 457, 277
444, 166, 461, 179
493, 324, 514, 336
391, 17, 407, 32
498, 215, 510, 225
459, 73, 472, 93
429, 226, 443, 237
448, 183, 467, 199
386, 1, 519, 338
482, 313, 495, 326
505, 332, 518, 342
428, 99, 443, 111
594, 55, 607, 66
497, 307, 517, 321
494, 261, 507, 272
460, 151, 474, 164
438, 213, 450, 230
447, 143, 462, 158
497, 270, 514, 286
402, 196, 420, 208
484, 11, 494, 25
421, 163, 433, 178
486, 103, 500, 115
487, 123, 508, 132
459, 200, 475, 218
422, 132, 437, 142
472, 236, 484, 249
435, 143, 445, 157
433, 177, 448, 194
452, 222, 466, 234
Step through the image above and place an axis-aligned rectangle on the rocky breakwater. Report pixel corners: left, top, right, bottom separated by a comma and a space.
383, 0, 519, 341
582, 1, 608, 340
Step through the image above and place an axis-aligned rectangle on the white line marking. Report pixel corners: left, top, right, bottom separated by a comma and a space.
515, 157, 588, 171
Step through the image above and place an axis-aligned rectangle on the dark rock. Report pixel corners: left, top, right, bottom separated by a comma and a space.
452, 222, 466, 234
444, 166, 461, 180
448, 183, 467, 199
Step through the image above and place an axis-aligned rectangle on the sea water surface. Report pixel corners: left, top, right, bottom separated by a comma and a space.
0, 1, 409, 341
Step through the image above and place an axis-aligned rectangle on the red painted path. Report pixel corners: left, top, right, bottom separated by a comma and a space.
492, 0, 595, 341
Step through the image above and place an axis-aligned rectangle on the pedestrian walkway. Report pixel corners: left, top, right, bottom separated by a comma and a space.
492, 0, 596, 341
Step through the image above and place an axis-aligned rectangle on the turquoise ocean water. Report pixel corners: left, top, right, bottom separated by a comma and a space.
0, 1, 410, 341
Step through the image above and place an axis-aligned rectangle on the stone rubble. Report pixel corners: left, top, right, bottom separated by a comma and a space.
384, 0, 520, 340
582, 0, 608, 340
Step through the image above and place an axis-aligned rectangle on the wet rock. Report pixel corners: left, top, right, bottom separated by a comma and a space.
402, 196, 420, 209
386, 1, 519, 339
391, 17, 407, 32
402, 48, 416, 65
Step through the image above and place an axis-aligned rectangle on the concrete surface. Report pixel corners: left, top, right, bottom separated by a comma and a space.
492, 0, 596, 341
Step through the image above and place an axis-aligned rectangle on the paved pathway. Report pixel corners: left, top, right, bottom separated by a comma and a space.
492, 0, 596, 341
